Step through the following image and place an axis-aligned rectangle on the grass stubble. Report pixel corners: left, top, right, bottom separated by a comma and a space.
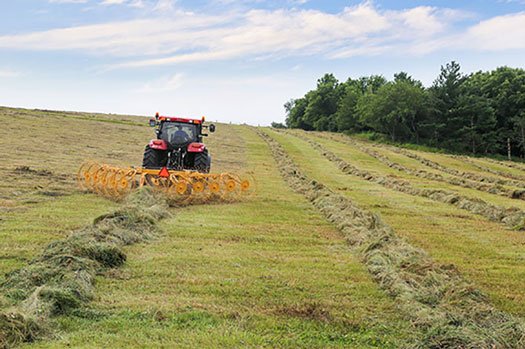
285, 130, 525, 231
256, 128, 524, 348
0, 188, 169, 348
1, 106, 523, 347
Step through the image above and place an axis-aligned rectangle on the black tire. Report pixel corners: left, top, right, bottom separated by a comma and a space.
142, 145, 167, 168
194, 150, 211, 173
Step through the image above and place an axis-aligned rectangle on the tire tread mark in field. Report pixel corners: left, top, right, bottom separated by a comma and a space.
282, 130, 525, 230
307, 131, 525, 201
256, 128, 524, 348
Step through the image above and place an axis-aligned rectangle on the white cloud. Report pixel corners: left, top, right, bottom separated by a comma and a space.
2, 3, 523, 68
128, 0, 144, 7
497, 0, 525, 4
0, 13, 227, 57
101, 0, 126, 4
465, 12, 525, 50
99, 0, 145, 6
51, 0, 144, 6
153, 0, 177, 11
49, 0, 88, 3
137, 73, 184, 92
400, 11, 525, 54
0, 70, 21, 77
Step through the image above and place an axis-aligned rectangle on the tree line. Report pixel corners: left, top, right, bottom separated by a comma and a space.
281, 62, 525, 158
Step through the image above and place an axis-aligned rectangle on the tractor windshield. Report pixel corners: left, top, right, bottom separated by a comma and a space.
161, 122, 197, 146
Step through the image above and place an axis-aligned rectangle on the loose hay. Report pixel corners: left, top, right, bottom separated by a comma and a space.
285, 129, 525, 231
483, 157, 525, 173
0, 187, 169, 347
453, 155, 525, 182
0, 312, 42, 348
367, 137, 525, 190
256, 128, 525, 348
314, 131, 525, 201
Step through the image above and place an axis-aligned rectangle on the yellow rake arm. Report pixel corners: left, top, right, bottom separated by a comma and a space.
78, 162, 256, 205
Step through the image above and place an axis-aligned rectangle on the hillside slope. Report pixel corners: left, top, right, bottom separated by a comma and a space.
0, 107, 523, 348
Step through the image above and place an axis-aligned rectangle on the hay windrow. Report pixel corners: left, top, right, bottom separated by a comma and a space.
483, 157, 525, 173
357, 136, 525, 190
0, 187, 169, 348
452, 155, 525, 182
310, 131, 525, 201
281, 129, 525, 231
256, 128, 524, 348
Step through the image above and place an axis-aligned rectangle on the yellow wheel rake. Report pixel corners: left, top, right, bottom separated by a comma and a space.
78, 161, 256, 205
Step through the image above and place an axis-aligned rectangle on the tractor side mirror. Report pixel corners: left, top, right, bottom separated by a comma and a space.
149, 119, 156, 127
209, 124, 216, 133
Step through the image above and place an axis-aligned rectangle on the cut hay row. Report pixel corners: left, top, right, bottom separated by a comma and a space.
483, 157, 525, 173
283, 130, 525, 230
355, 136, 525, 189
313, 130, 525, 190
0, 189, 169, 348
452, 155, 525, 182
256, 128, 524, 348
307, 131, 525, 201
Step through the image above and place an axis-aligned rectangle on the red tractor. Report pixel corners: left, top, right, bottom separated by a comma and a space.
142, 113, 215, 173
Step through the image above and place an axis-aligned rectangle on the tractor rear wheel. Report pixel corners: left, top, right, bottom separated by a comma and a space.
142, 145, 167, 168
194, 150, 211, 173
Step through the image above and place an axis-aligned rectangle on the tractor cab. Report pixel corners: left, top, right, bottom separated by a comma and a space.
159, 121, 199, 149
143, 114, 215, 173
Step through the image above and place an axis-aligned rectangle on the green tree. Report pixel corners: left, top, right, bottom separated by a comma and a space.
358, 80, 427, 142
471, 67, 525, 157
394, 72, 423, 87
455, 93, 497, 154
271, 122, 286, 129
285, 97, 309, 129
335, 83, 362, 132
428, 61, 466, 146
303, 74, 342, 131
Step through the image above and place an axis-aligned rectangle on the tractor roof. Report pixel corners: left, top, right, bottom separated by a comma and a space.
158, 116, 203, 124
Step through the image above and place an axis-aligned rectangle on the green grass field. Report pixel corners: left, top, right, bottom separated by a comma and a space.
1, 107, 523, 347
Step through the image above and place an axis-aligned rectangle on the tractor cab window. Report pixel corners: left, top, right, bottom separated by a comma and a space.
161, 122, 197, 145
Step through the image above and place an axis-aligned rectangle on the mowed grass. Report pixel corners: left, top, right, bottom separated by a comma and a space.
303, 131, 525, 211
0, 107, 151, 208
267, 129, 525, 317
467, 156, 525, 178
0, 194, 117, 275
1, 113, 418, 347
0, 107, 228, 275
0, 107, 152, 278
2, 106, 523, 346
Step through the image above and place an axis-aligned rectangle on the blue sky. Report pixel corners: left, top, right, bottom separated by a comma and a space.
0, 1, 524, 125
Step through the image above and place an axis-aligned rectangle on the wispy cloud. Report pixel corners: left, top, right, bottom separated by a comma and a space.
99, 0, 144, 7
497, 0, 525, 4
49, 0, 89, 3
0, 69, 21, 77
51, 0, 144, 6
137, 73, 184, 92
152, 0, 177, 11
2, 3, 524, 68
465, 12, 525, 50
100, 0, 126, 4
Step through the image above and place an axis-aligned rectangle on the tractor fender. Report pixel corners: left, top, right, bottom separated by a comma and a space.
187, 142, 206, 153
149, 139, 168, 150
